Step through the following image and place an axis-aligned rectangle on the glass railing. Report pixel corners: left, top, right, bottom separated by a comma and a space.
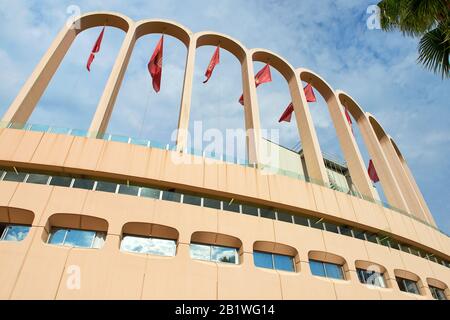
0, 121, 447, 238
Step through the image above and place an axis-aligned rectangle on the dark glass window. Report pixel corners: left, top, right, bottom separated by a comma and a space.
26, 174, 50, 185
223, 201, 240, 213
3, 171, 27, 182
259, 208, 276, 219
140, 187, 161, 199
72, 178, 95, 190
277, 211, 293, 223
396, 277, 420, 295
161, 191, 182, 203
203, 198, 221, 210
310, 218, 324, 230
293, 215, 309, 227
95, 181, 118, 193
241, 205, 258, 216
366, 233, 379, 244
49, 176, 73, 187
353, 229, 366, 241
118, 184, 139, 196
339, 226, 353, 237
429, 286, 447, 300
182, 194, 202, 206
324, 222, 339, 234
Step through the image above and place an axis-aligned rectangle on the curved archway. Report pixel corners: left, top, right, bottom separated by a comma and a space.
367, 113, 417, 214
2, 11, 134, 127
299, 69, 374, 197
104, 19, 193, 145
390, 137, 435, 225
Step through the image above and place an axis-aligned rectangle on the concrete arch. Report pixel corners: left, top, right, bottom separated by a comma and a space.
336, 91, 366, 123
241, 50, 328, 183
390, 137, 436, 226
2, 11, 134, 126
297, 70, 376, 199
174, 31, 249, 153
366, 113, 418, 214
90, 19, 194, 135
135, 19, 193, 47
195, 32, 247, 63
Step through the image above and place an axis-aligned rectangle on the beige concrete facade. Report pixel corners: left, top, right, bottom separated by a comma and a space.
0, 12, 449, 300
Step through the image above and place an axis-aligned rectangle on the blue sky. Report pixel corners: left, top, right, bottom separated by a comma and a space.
0, 0, 449, 233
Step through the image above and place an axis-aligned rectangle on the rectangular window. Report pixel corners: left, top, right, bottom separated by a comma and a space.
353, 229, 366, 241
95, 181, 118, 193
277, 211, 293, 223
47, 228, 105, 249
49, 176, 73, 187
241, 205, 258, 216
273, 254, 295, 272
0, 224, 30, 242
259, 208, 276, 220
203, 198, 221, 210
429, 286, 447, 300
293, 215, 310, 227
223, 201, 240, 213
2, 171, 27, 182
253, 251, 295, 272
324, 222, 339, 234
182, 194, 202, 206
356, 268, 386, 288
310, 259, 345, 280
190, 243, 238, 264
72, 178, 95, 190
396, 277, 420, 295
120, 235, 176, 257
161, 190, 182, 203
140, 187, 161, 199
253, 251, 273, 269
310, 218, 324, 230
26, 173, 50, 185
339, 226, 353, 237
118, 184, 140, 196
309, 260, 326, 277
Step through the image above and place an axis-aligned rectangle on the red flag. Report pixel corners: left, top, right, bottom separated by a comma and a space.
278, 103, 294, 123
91, 27, 105, 53
86, 27, 105, 72
148, 35, 164, 92
304, 83, 316, 102
239, 64, 272, 105
278, 83, 317, 123
203, 46, 220, 83
344, 107, 354, 134
368, 159, 379, 183
86, 53, 95, 72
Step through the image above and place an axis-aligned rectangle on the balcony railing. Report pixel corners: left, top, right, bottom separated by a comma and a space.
0, 121, 447, 238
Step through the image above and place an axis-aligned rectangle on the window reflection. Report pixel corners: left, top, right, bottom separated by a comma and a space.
190, 243, 238, 264
396, 277, 420, 295
47, 228, 105, 249
120, 235, 176, 257
429, 286, 447, 300
0, 224, 30, 242
356, 268, 386, 288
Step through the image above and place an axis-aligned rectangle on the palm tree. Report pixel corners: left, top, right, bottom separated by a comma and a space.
378, 0, 449, 78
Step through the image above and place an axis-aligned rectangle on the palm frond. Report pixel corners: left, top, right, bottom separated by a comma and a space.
417, 23, 450, 78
